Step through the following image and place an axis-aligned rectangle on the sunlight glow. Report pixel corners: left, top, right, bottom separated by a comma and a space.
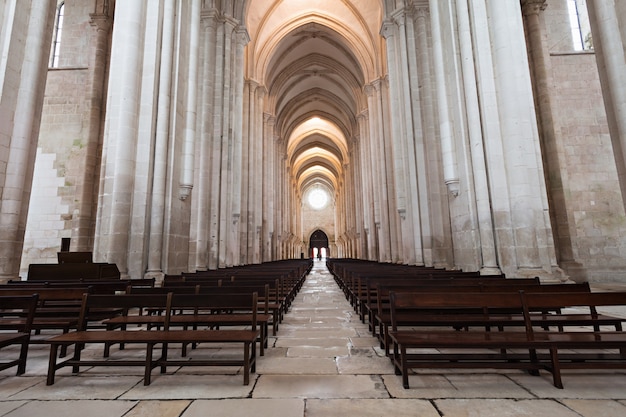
307, 188, 329, 210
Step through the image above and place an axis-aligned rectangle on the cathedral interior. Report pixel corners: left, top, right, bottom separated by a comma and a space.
3, 0, 626, 415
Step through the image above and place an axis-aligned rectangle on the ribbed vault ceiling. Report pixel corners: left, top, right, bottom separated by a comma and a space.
245, 0, 383, 203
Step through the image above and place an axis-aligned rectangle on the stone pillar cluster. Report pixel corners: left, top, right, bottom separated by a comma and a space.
0, 0, 56, 281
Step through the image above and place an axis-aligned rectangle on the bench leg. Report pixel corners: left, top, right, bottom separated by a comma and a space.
243, 342, 250, 385
16, 340, 29, 375
260, 324, 267, 356
72, 343, 83, 374
160, 342, 169, 374
144, 343, 154, 385
527, 348, 540, 376
46, 344, 60, 385
548, 347, 563, 389
400, 346, 409, 389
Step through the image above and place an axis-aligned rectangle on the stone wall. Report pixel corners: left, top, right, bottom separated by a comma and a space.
545, 0, 626, 282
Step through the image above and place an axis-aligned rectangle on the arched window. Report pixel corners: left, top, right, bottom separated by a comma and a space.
567, 0, 592, 51
49, 2, 65, 67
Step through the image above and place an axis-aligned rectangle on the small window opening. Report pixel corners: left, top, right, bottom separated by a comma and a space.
50, 2, 65, 67
567, 0, 593, 51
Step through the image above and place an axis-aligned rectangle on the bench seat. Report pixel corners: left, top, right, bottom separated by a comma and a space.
47, 328, 259, 385
388, 291, 626, 389
104, 312, 271, 355
45, 292, 260, 386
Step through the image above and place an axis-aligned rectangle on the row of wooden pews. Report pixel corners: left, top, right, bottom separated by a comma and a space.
0, 259, 311, 385
327, 259, 626, 389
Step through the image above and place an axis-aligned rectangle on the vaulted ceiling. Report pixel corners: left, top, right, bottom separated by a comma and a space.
245, 0, 384, 204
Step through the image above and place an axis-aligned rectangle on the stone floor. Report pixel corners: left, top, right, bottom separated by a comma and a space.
2, 261, 626, 416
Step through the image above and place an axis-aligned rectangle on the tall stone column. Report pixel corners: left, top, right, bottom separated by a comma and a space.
180, 0, 201, 201
413, 5, 451, 268
145, 0, 176, 279
365, 82, 392, 261
0, 0, 56, 281
486, 0, 557, 278
218, 18, 234, 267
456, 0, 500, 275
357, 112, 374, 259
241, 80, 253, 264
73, 9, 112, 252
208, 15, 225, 270
229, 26, 249, 266
429, 0, 459, 196
390, 9, 424, 266
194, 9, 218, 271
262, 114, 275, 262
253, 85, 265, 263
97, 1, 146, 277
522, 0, 585, 281
587, 0, 626, 209
381, 17, 407, 221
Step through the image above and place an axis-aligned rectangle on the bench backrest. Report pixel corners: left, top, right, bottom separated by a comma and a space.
522, 291, 626, 314
388, 291, 528, 332
169, 292, 258, 330
195, 285, 270, 313
0, 294, 39, 332
78, 293, 171, 330
0, 287, 92, 304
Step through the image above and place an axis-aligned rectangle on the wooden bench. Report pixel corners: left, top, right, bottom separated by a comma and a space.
374, 283, 601, 354
46, 292, 259, 386
119, 285, 271, 355
27, 262, 120, 281
388, 290, 626, 389
0, 295, 38, 375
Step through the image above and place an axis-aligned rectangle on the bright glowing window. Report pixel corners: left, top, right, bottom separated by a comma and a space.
567, 0, 592, 51
307, 188, 329, 210
50, 2, 64, 67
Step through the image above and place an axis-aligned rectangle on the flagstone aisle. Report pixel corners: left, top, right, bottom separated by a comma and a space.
1, 261, 626, 416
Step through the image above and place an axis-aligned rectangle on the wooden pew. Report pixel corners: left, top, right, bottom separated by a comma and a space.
387, 290, 626, 389
46, 292, 260, 386
0, 295, 39, 375
372, 282, 592, 353
27, 262, 120, 281
120, 284, 271, 355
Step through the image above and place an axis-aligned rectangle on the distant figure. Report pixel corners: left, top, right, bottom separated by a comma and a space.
317, 252, 322, 261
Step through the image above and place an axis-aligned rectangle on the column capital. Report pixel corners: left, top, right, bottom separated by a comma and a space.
415, 6, 430, 20
236, 26, 251, 46
264, 113, 276, 125
380, 19, 396, 39
521, 0, 547, 16
201, 8, 219, 23
246, 79, 259, 90
391, 8, 407, 26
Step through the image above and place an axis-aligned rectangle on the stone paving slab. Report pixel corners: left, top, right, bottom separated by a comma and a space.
434, 398, 582, 417
1, 400, 137, 417
125, 400, 191, 417
511, 372, 626, 399
253, 375, 389, 399
119, 375, 254, 400
305, 399, 440, 417
561, 399, 626, 417
383, 373, 536, 399
10, 376, 142, 400
256, 356, 338, 374
182, 399, 304, 417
